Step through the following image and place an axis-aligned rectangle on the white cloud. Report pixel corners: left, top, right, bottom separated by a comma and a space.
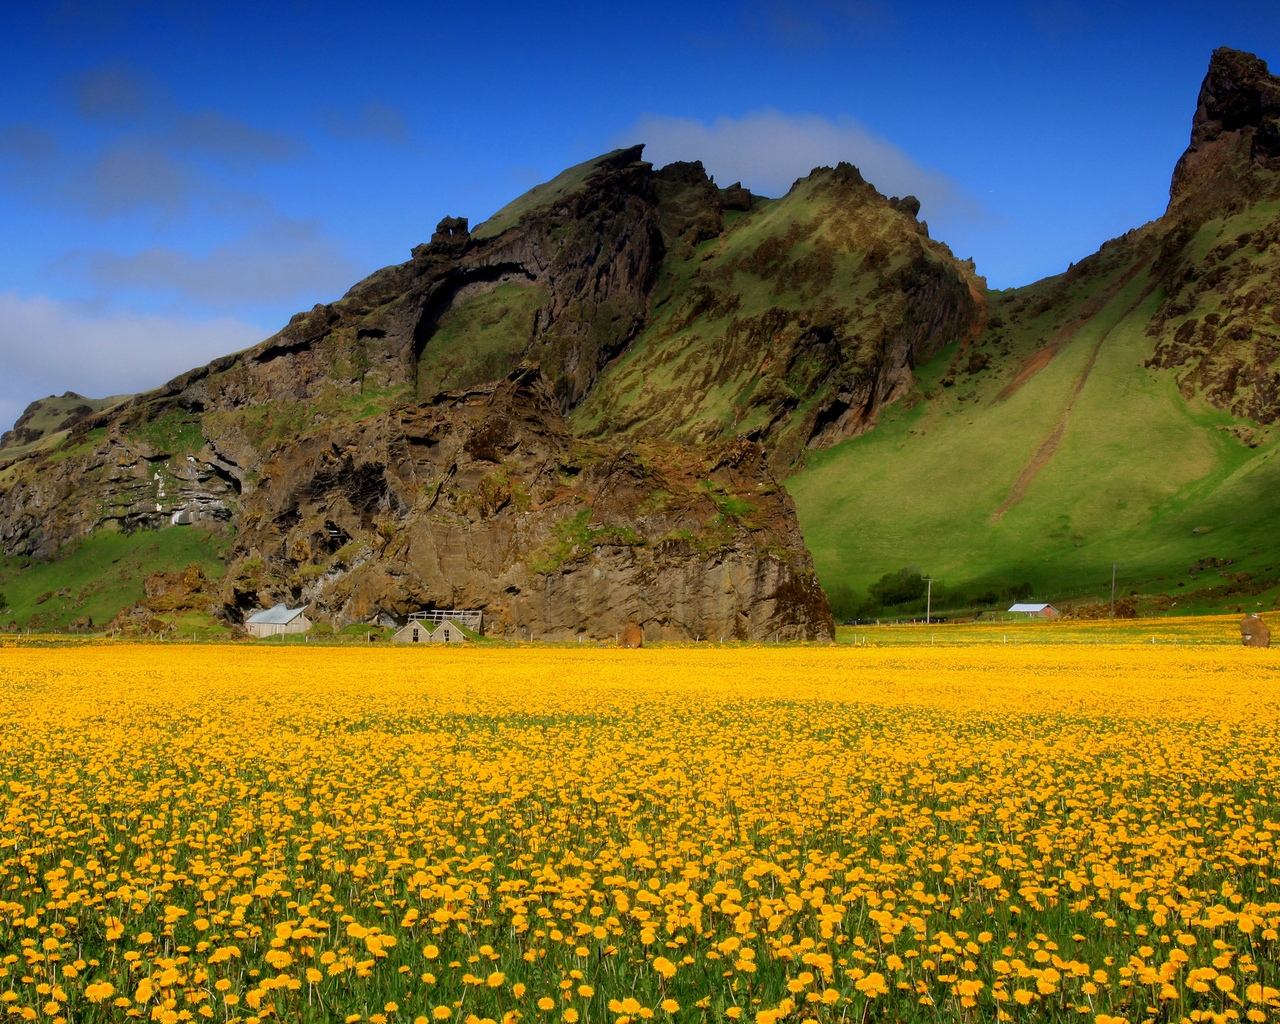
630, 109, 973, 219
61, 220, 358, 311
0, 291, 264, 430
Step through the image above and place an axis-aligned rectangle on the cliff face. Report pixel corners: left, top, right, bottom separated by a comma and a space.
1168, 47, 1280, 213
1144, 48, 1280, 424
226, 366, 832, 641
0, 427, 240, 561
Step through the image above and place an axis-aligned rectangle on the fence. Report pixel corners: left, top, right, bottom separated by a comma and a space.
408, 609, 483, 630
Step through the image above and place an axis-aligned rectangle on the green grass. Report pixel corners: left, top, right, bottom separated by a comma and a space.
129, 409, 206, 455
0, 526, 232, 632
0, 392, 131, 459
417, 282, 547, 397
471, 150, 631, 239
787, 255, 1280, 617
203, 382, 415, 449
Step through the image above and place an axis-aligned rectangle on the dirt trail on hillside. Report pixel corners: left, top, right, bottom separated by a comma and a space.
991, 274, 1157, 521
994, 259, 1152, 403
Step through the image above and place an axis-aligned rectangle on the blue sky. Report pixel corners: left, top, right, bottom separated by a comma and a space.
0, 0, 1276, 428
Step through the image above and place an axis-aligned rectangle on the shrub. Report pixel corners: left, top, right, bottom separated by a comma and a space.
868, 569, 927, 607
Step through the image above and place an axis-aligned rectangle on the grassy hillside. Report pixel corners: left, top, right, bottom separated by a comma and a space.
417, 282, 547, 396
0, 526, 231, 632
0, 392, 132, 460
788, 210, 1280, 619
572, 164, 979, 468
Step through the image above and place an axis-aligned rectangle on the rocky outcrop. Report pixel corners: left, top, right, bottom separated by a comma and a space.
112, 146, 663, 429
1139, 48, 1280, 423
0, 427, 238, 560
224, 366, 832, 641
106, 563, 221, 636
1170, 47, 1280, 210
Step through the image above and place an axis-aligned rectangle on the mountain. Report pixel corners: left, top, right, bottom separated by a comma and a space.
571, 161, 983, 470
2, 46, 1276, 632
0, 392, 133, 456
787, 46, 1280, 617
0, 147, 837, 640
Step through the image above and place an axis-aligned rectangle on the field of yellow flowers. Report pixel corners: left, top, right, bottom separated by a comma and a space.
0, 639, 1277, 1024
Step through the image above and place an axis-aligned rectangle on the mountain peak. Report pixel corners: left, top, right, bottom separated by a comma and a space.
1170, 47, 1280, 210
1192, 48, 1279, 146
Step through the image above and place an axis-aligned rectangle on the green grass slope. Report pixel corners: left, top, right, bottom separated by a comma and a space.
471, 150, 633, 240
572, 164, 979, 468
0, 392, 132, 461
787, 210, 1280, 618
0, 526, 231, 632
416, 282, 548, 396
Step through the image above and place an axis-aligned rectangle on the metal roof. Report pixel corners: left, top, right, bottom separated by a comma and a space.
1008, 603, 1054, 612
246, 603, 307, 624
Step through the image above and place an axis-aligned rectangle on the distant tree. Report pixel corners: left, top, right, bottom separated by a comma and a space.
868, 569, 927, 608
0, 591, 7, 610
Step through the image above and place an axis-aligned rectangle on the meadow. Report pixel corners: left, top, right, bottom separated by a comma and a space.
0, 636, 1276, 1024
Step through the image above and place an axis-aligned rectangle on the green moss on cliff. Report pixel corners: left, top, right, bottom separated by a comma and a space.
417, 284, 547, 398
128, 412, 206, 456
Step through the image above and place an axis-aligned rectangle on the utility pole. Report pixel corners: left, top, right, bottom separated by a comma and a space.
1110, 563, 1117, 621
924, 578, 937, 625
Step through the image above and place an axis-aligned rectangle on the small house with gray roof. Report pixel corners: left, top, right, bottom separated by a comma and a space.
245, 604, 312, 638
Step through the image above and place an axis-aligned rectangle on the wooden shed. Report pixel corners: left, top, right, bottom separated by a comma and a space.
245, 604, 312, 637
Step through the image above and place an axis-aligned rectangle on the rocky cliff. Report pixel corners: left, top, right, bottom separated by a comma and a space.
1, 136, 996, 635
1143, 47, 1280, 423
225, 366, 831, 641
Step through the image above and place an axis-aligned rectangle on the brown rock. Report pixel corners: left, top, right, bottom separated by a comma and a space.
1241, 614, 1271, 647
429, 216, 470, 248
653, 160, 725, 249
720, 182, 753, 211
620, 621, 643, 648
1169, 47, 1280, 210
223, 366, 833, 642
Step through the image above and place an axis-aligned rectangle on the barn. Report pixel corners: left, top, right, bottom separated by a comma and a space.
1008, 602, 1060, 618
245, 604, 312, 637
